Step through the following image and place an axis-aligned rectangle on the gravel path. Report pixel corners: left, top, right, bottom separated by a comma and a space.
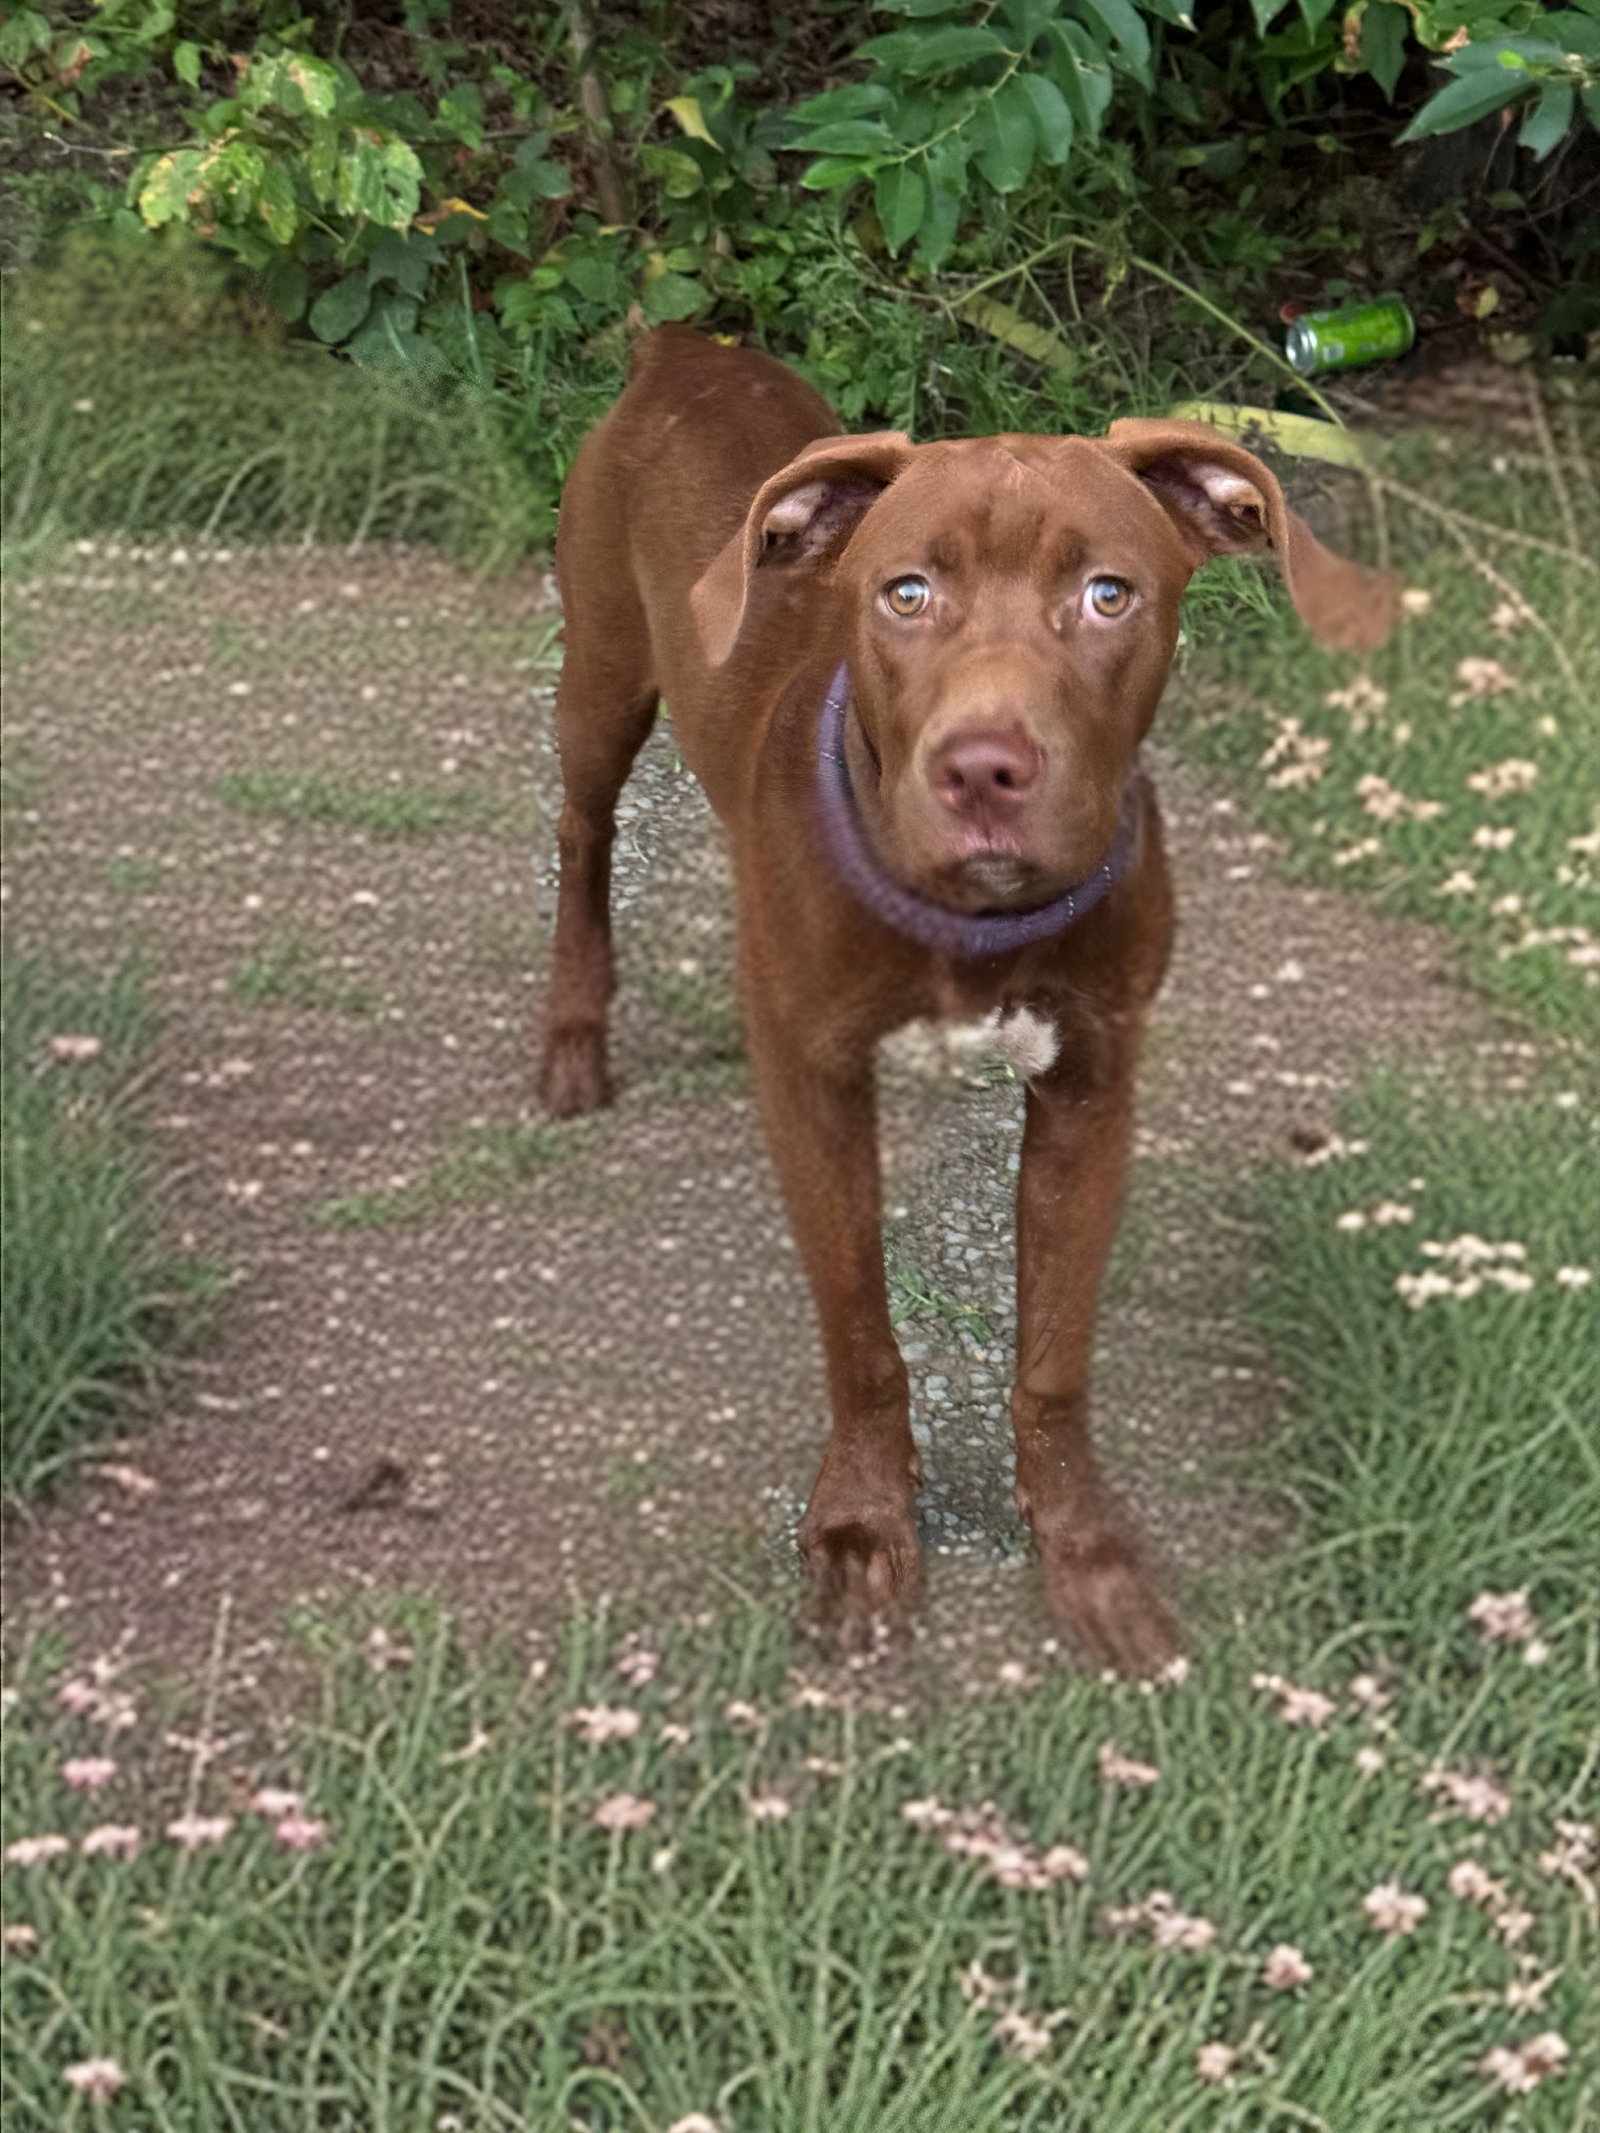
1, 541, 1493, 1689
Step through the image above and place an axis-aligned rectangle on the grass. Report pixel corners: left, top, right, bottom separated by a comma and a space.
314, 1120, 569, 1230
2, 234, 540, 572
0, 958, 220, 1501
229, 933, 376, 1018
215, 768, 492, 840
886, 1238, 993, 1348
1172, 428, 1599, 1040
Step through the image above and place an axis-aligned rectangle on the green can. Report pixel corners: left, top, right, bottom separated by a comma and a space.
1285, 295, 1416, 377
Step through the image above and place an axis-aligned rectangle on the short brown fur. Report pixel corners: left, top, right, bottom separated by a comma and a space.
539, 325, 1394, 1672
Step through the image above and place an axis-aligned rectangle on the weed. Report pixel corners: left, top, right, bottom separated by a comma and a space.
215, 769, 491, 839
315, 1120, 567, 1229
230, 934, 375, 1017
103, 858, 161, 897
887, 1241, 992, 1347
0, 958, 221, 1499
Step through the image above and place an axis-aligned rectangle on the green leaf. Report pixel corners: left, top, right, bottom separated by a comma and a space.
308, 273, 373, 343
973, 75, 1037, 192
486, 198, 530, 253
1588, 82, 1600, 129
1045, 20, 1114, 136
879, 0, 973, 13
1397, 67, 1533, 140
438, 82, 484, 148
365, 227, 442, 295
306, 119, 338, 206
1519, 77, 1575, 156
1015, 70, 1074, 161
640, 143, 707, 199
641, 270, 708, 322
281, 56, 339, 121
1249, 0, 1293, 29
506, 156, 572, 202
262, 256, 308, 322
918, 138, 967, 266
258, 160, 299, 245
173, 39, 201, 88
1075, 0, 1152, 81
800, 154, 873, 191
1360, 1, 1409, 101
862, 24, 1012, 73
136, 149, 204, 228
875, 162, 926, 252
337, 138, 420, 227
1544, 12, 1600, 55
792, 85, 896, 122
0, 10, 51, 67
794, 119, 897, 155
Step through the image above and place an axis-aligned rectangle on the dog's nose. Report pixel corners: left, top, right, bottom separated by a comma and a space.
929, 726, 1042, 816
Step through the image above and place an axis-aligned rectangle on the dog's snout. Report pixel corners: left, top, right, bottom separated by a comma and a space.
929, 726, 1043, 817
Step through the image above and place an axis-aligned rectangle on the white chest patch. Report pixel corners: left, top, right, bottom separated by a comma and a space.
880, 1006, 1061, 1085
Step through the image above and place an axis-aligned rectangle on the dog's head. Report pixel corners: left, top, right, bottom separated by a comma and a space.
691, 419, 1395, 914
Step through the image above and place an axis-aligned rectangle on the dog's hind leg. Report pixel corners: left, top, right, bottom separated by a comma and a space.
537, 508, 659, 1117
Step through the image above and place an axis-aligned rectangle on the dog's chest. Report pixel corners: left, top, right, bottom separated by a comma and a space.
879, 1003, 1060, 1085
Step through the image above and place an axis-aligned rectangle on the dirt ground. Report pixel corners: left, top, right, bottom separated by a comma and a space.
0, 540, 1494, 1697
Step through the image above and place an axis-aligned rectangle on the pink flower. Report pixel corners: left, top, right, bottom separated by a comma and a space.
722, 1699, 762, 1732
248, 1787, 303, 1819
1195, 2042, 1235, 2084
591, 1793, 657, 1833
1363, 1882, 1428, 1935
1418, 1766, 1511, 1826
616, 1645, 659, 1688
1478, 2032, 1568, 2095
1446, 1859, 1505, 1908
666, 2118, 721, 2133
80, 1825, 141, 1861
1040, 1844, 1090, 1885
274, 1813, 328, 1852
566, 1705, 641, 1746
746, 1793, 791, 1823
1252, 1673, 1336, 1729
1261, 1943, 1313, 1990
2, 1922, 40, 1954
1097, 1741, 1159, 1789
165, 1812, 233, 1850
992, 2010, 1055, 2061
363, 1627, 413, 1673
5, 1835, 70, 1867
63, 2059, 126, 2101
1468, 1590, 1539, 1644
56, 1678, 102, 1717
62, 1757, 117, 1793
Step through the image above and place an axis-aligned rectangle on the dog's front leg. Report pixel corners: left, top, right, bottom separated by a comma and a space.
1011, 1024, 1180, 1676
742, 1000, 920, 1643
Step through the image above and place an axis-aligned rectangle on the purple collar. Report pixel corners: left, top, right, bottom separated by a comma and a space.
814, 663, 1138, 961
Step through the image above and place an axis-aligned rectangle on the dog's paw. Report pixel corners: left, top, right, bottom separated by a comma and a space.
538, 1022, 610, 1117
797, 1448, 922, 1650
1030, 1514, 1181, 1679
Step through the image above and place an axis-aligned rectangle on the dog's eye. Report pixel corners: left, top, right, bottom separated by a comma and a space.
884, 576, 931, 618
1086, 576, 1132, 619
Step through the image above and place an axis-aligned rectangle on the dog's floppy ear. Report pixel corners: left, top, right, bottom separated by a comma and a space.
1097, 417, 1397, 653
691, 431, 916, 667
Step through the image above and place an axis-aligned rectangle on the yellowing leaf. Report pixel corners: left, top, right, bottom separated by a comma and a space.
1474, 282, 1501, 320
1166, 400, 1368, 469
665, 96, 717, 148
960, 298, 1074, 375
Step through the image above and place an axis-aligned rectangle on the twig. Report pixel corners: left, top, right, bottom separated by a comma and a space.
566, 0, 628, 227
1366, 473, 1597, 574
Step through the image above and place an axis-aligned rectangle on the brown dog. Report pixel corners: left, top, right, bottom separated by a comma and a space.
540, 324, 1393, 1673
